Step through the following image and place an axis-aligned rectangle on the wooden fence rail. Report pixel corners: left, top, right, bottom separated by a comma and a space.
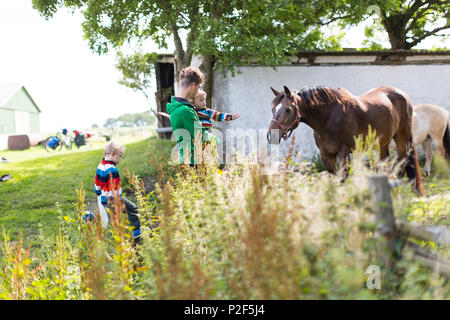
368, 174, 450, 278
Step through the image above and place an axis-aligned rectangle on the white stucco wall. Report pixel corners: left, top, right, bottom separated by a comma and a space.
213, 64, 450, 161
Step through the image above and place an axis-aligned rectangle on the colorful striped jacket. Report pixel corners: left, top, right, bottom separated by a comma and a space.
94, 159, 122, 206
196, 108, 233, 129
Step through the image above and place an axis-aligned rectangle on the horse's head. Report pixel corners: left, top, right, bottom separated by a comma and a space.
267, 85, 302, 144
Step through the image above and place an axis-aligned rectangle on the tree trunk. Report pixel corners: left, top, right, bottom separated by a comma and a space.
382, 14, 409, 50
199, 54, 214, 107
170, 22, 189, 80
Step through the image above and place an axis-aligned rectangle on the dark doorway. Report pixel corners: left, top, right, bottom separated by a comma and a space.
155, 62, 175, 139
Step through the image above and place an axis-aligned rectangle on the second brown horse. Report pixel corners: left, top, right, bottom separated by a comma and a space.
267, 85, 424, 196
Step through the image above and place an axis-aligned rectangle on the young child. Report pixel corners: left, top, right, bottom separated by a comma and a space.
93, 141, 141, 243
191, 90, 240, 132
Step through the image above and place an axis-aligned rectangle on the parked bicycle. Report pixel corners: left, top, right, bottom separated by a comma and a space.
43, 129, 92, 152
42, 129, 73, 152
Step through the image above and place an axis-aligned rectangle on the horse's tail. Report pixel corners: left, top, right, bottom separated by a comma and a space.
405, 136, 424, 197
443, 120, 450, 159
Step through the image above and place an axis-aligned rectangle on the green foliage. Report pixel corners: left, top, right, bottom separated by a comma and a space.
361, 24, 388, 50
329, 0, 450, 49
32, 0, 349, 74
353, 125, 381, 169
114, 51, 162, 122
311, 153, 327, 173
193, 0, 344, 73
104, 111, 155, 128
116, 51, 158, 94
1, 137, 448, 299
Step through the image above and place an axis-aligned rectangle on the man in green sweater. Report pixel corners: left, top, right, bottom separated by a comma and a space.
167, 66, 205, 166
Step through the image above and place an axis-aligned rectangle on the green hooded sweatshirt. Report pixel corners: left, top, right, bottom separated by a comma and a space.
167, 96, 205, 165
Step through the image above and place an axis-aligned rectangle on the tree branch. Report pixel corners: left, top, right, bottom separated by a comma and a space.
317, 14, 355, 26
155, 0, 186, 72
178, 12, 190, 26
407, 24, 450, 48
141, 89, 163, 127
405, 5, 434, 33
170, 21, 185, 67
405, 0, 450, 33
405, 0, 430, 19
183, 3, 200, 67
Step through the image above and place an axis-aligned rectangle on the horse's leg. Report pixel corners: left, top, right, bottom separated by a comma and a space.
380, 144, 390, 160
393, 135, 403, 166
393, 135, 413, 178
321, 152, 337, 174
394, 134, 424, 196
422, 137, 433, 176
336, 147, 351, 182
430, 132, 446, 158
314, 131, 337, 174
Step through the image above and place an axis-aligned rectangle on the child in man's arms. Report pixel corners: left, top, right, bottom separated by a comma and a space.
191, 90, 239, 131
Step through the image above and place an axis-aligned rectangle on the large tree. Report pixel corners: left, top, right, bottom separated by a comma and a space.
32, 0, 340, 105
379, 0, 449, 49
317, 0, 450, 50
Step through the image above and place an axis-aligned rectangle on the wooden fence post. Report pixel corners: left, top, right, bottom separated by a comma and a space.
368, 174, 450, 278
368, 174, 398, 269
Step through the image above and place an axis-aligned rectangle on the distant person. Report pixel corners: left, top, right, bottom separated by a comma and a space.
61, 128, 72, 148
93, 141, 141, 245
166, 66, 205, 166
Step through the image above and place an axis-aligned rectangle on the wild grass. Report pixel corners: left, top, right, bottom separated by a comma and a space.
0, 133, 448, 299
0, 136, 175, 243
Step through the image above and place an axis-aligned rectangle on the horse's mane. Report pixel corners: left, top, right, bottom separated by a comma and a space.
272, 86, 354, 109
295, 86, 353, 108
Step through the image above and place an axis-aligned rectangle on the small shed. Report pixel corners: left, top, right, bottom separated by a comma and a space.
0, 84, 41, 134
0, 84, 41, 150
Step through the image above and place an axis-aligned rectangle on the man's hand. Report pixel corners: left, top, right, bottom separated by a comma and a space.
231, 113, 240, 120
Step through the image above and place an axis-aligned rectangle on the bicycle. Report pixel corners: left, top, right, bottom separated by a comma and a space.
42, 129, 73, 152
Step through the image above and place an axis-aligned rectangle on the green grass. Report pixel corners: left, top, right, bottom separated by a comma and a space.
0, 133, 448, 299
397, 155, 450, 225
0, 136, 175, 242
310, 145, 449, 227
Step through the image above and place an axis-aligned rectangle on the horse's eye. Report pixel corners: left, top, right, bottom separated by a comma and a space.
285, 108, 290, 113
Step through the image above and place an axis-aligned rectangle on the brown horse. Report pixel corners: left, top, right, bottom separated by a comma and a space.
267, 85, 424, 196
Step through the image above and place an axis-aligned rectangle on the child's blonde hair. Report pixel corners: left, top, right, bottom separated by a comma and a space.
190, 89, 207, 105
104, 141, 125, 156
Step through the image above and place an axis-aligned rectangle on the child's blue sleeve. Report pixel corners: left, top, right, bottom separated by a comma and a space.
197, 109, 215, 119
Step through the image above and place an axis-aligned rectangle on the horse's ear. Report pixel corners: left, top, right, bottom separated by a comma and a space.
270, 87, 280, 97
283, 85, 292, 98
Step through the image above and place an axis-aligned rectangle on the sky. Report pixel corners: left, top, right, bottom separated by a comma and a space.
0, 1, 448, 134
0, 1, 168, 133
